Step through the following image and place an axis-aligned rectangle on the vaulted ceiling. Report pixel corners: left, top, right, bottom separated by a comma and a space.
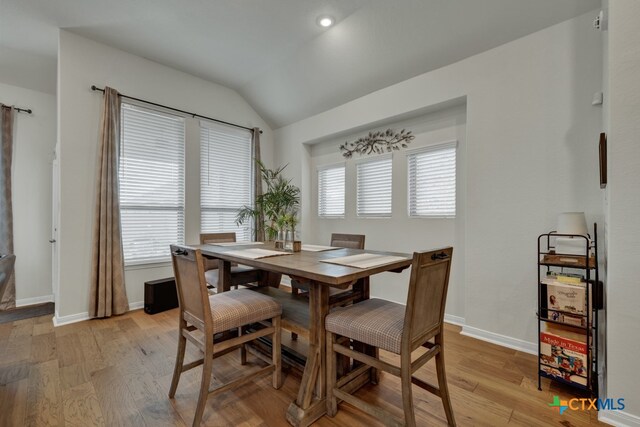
0, 0, 600, 128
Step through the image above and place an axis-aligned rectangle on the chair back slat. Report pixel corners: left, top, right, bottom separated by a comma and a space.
402, 247, 453, 347
171, 245, 212, 331
200, 232, 237, 245
330, 233, 365, 249
199, 233, 237, 270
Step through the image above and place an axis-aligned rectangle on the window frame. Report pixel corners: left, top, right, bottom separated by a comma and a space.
317, 162, 346, 219
406, 140, 458, 219
118, 102, 186, 267
355, 153, 393, 219
199, 120, 254, 241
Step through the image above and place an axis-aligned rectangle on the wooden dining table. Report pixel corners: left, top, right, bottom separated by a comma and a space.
196, 242, 412, 427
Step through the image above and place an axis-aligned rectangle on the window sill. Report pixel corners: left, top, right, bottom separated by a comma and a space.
125, 261, 173, 271
408, 215, 456, 219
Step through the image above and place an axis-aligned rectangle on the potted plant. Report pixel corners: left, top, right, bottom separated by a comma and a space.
235, 160, 300, 243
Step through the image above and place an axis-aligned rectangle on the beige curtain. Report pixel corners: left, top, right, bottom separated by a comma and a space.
0, 105, 15, 310
89, 87, 129, 318
252, 128, 265, 241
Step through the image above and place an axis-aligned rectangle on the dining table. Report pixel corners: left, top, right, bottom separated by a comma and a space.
195, 241, 412, 427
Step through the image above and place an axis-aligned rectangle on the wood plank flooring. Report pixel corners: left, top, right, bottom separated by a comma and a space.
0, 309, 608, 426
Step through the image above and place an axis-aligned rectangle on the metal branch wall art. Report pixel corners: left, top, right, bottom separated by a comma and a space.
339, 128, 415, 158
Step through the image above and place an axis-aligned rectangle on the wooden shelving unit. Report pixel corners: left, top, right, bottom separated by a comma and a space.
537, 224, 602, 396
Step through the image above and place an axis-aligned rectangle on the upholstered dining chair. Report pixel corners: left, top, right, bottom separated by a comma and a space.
0, 254, 16, 303
168, 245, 282, 426
199, 232, 259, 291
291, 233, 365, 300
325, 247, 456, 427
289, 233, 365, 341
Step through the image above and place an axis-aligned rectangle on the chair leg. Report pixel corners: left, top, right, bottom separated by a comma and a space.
239, 326, 247, 366
401, 357, 416, 427
435, 337, 456, 426
272, 316, 282, 389
193, 343, 213, 427
169, 327, 187, 398
289, 287, 299, 341
326, 331, 338, 417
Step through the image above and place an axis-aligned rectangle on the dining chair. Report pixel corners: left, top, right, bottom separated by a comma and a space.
199, 232, 259, 291
0, 254, 16, 303
168, 245, 283, 426
289, 233, 365, 341
325, 247, 455, 427
291, 233, 365, 300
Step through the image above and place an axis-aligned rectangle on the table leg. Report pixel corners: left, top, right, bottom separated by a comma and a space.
217, 260, 232, 293
286, 282, 329, 427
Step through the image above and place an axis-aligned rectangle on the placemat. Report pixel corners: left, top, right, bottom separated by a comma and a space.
320, 253, 408, 268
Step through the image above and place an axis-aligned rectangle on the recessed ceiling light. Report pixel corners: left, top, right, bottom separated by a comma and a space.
317, 15, 334, 28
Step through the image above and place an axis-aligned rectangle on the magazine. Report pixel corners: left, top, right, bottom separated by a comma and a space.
539, 325, 588, 386
546, 281, 587, 315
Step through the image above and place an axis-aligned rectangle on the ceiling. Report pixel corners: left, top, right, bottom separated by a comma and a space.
0, 0, 600, 128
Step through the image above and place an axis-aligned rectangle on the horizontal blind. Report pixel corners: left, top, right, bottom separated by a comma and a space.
119, 103, 185, 265
200, 122, 253, 241
408, 141, 457, 217
318, 165, 345, 218
356, 156, 392, 217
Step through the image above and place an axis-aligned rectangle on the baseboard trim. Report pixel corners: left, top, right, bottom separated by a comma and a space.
444, 314, 465, 326
53, 311, 89, 327
16, 294, 54, 307
461, 325, 537, 355
53, 300, 146, 327
129, 301, 144, 310
600, 410, 640, 427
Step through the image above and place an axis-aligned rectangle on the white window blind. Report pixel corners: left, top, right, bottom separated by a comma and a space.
408, 141, 457, 217
356, 156, 392, 217
200, 122, 253, 241
317, 165, 345, 218
119, 103, 185, 265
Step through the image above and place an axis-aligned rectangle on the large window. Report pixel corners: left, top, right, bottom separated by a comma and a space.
200, 122, 253, 241
407, 141, 457, 217
317, 164, 345, 218
119, 103, 185, 265
356, 155, 392, 217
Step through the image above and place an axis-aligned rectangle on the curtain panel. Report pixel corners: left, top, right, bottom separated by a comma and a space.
89, 87, 129, 318
252, 128, 265, 242
0, 105, 15, 310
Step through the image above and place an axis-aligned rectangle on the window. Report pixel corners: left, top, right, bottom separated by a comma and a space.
119, 103, 185, 265
356, 156, 392, 217
200, 122, 253, 241
317, 164, 345, 218
408, 141, 457, 217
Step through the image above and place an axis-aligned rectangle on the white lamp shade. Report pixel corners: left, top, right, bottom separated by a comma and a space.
557, 212, 588, 236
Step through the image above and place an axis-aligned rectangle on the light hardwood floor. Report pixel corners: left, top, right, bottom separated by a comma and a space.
0, 308, 607, 426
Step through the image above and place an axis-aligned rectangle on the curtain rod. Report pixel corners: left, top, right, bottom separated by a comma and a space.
1, 103, 32, 114
90, 85, 262, 134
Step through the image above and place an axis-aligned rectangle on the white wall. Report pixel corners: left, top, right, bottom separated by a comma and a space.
56, 30, 274, 321
0, 82, 56, 306
307, 105, 467, 319
275, 11, 603, 348
602, 0, 640, 423
0, 46, 57, 95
